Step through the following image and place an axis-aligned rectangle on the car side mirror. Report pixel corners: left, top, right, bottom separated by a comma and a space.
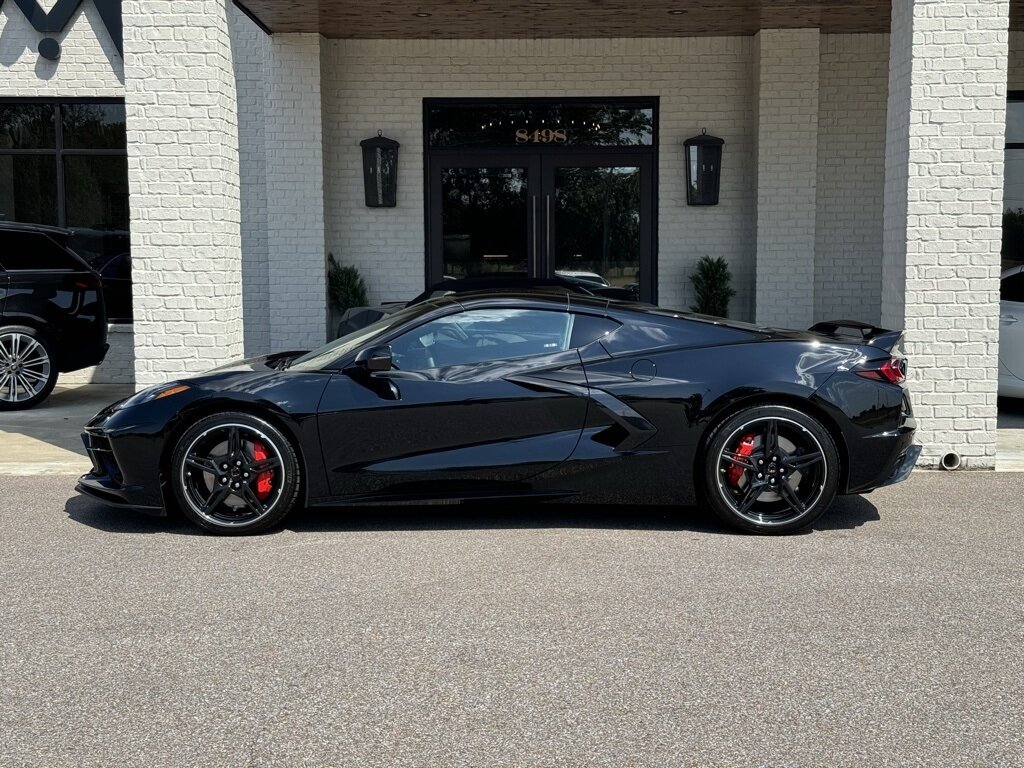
353, 345, 393, 372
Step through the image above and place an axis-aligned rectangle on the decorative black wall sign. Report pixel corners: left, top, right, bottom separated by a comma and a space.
0, 0, 123, 60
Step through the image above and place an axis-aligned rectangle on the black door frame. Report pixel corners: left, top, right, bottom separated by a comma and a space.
423, 97, 659, 304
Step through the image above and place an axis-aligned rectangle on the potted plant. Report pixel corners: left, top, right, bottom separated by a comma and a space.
689, 255, 736, 318
327, 254, 369, 338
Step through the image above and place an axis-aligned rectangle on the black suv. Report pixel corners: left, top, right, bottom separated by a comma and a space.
0, 223, 109, 410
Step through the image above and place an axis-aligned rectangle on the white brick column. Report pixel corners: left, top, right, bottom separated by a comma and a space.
265, 34, 328, 352
123, 0, 244, 387
883, 0, 1009, 469
754, 28, 820, 328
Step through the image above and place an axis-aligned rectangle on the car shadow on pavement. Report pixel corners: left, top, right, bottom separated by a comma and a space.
285, 492, 881, 536
65, 490, 880, 537
64, 494, 201, 536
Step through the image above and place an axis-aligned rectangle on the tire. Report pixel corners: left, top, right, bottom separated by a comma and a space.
0, 326, 59, 411
700, 404, 840, 535
170, 412, 301, 535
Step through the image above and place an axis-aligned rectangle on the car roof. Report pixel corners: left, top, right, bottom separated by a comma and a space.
0, 221, 73, 237
449, 290, 771, 335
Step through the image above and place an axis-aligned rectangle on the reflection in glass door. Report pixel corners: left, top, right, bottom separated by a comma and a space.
547, 158, 650, 301
441, 167, 527, 278
429, 154, 539, 281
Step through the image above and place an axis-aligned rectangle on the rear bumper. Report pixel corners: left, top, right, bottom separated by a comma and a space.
61, 342, 109, 373
880, 444, 923, 487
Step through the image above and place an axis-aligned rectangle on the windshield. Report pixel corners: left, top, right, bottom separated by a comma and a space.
289, 302, 442, 371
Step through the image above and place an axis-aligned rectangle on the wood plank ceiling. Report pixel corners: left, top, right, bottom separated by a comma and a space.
237, 0, 1024, 38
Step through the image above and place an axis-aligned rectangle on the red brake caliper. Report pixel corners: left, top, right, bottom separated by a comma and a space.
727, 433, 757, 487
252, 440, 274, 500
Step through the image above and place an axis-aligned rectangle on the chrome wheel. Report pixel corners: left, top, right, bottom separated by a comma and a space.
0, 331, 52, 404
715, 416, 828, 527
178, 423, 286, 527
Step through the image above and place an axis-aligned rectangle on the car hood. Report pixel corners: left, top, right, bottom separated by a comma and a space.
208, 350, 310, 374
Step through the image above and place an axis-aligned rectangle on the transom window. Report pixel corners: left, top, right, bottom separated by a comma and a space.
427, 99, 655, 149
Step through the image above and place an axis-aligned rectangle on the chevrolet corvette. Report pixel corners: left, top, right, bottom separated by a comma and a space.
77, 292, 920, 535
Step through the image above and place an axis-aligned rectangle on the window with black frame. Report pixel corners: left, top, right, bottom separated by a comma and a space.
0, 100, 131, 321
1004, 94, 1024, 270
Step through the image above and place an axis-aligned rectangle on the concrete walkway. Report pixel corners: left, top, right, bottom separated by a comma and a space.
0, 384, 132, 475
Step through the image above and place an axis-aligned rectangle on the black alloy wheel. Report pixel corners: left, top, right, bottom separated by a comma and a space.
702, 404, 840, 534
170, 412, 301, 534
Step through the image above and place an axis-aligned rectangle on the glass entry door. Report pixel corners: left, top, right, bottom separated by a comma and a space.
428, 153, 540, 281
543, 154, 652, 302
428, 152, 654, 302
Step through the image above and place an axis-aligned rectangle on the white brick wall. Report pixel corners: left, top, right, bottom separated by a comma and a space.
123, 0, 244, 388
320, 37, 758, 318
229, 6, 271, 356
883, 0, 1009, 469
265, 33, 328, 351
0, 0, 123, 96
815, 34, 889, 326
753, 28, 820, 328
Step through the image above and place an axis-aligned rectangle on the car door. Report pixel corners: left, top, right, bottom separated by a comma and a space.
1001, 270, 1024, 380
317, 306, 591, 499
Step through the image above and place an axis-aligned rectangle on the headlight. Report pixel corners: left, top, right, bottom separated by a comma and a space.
120, 383, 191, 409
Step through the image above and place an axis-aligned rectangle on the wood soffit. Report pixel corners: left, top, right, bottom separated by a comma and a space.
236, 0, 1024, 39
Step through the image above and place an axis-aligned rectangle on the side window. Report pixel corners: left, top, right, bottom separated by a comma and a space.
599, 313, 755, 354
569, 314, 620, 348
390, 308, 572, 371
0, 231, 83, 271
1002, 273, 1024, 303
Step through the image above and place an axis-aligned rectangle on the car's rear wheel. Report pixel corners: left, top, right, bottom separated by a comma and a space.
701, 404, 840, 534
0, 326, 58, 411
170, 412, 301, 535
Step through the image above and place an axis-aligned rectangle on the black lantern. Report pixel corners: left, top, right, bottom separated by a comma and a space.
684, 129, 724, 206
360, 131, 400, 208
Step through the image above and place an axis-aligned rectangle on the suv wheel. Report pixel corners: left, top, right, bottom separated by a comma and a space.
0, 326, 58, 410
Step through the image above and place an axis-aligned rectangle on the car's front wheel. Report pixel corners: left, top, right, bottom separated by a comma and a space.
0, 326, 58, 411
701, 404, 840, 534
170, 412, 301, 534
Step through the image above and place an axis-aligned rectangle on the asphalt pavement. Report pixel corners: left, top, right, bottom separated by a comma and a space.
1, 472, 1022, 767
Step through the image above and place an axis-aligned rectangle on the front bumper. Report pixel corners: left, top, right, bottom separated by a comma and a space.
75, 475, 164, 515
77, 422, 168, 514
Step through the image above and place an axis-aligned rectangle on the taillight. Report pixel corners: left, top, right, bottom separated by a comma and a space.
75, 274, 102, 290
856, 358, 907, 385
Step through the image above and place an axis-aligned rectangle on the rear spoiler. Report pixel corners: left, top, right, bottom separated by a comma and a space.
808, 319, 904, 352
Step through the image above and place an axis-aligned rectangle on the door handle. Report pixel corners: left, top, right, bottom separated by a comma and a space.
545, 194, 552, 271
532, 195, 538, 275
1002, 314, 1019, 325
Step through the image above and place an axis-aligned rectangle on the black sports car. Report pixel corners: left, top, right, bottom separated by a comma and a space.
77, 293, 920, 535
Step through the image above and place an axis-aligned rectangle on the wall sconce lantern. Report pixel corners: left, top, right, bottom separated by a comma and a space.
360, 131, 400, 208
684, 129, 724, 206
